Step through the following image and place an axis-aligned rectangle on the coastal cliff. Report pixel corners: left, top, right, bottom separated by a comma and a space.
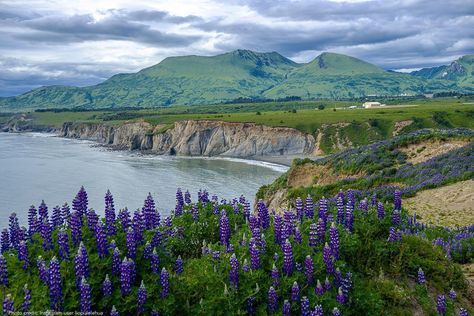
60, 120, 316, 158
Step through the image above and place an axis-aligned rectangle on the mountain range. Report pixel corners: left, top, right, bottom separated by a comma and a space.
1, 50, 473, 111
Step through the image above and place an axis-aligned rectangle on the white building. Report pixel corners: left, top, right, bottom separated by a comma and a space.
363, 101, 384, 108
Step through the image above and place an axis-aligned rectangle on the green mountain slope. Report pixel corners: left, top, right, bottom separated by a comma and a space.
0, 50, 473, 111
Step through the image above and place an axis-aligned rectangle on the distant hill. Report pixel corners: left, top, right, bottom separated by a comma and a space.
0, 50, 473, 111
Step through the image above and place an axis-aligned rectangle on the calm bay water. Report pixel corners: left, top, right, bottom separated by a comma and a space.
0, 133, 286, 224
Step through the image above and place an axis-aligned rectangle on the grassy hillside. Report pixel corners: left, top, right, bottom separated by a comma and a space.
1, 51, 473, 111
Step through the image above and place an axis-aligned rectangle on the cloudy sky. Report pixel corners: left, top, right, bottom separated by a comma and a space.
0, 0, 473, 96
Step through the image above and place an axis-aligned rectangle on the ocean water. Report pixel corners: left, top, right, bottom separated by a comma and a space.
0, 133, 286, 224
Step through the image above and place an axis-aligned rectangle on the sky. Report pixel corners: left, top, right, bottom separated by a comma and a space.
0, 0, 473, 97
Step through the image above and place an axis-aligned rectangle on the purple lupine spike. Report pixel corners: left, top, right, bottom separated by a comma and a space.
394, 190, 402, 210
38, 200, 49, 223
61, 203, 70, 225
295, 197, 304, 222
37, 256, 48, 284
229, 253, 239, 289
21, 284, 31, 313
1, 229, 10, 253
437, 294, 446, 315
323, 242, 334, 274
301, 296, 310, 316
49, 257, 63, 311
0, 254, 8, 287
269, 263, 279, 287
324, 277, 332, 290
9, 213, 20, 249
191, 205, 199, 221
151, 248, 160, 274
58, 228, 70, 261
342, 272, 352, 299
377, 202, 385, 219
232, 202, 240, 215
133, 209, 145, 244
336, 287, 345, 304
246, 297, 256, 316
18, 241, 29, 270
73, 186, 88, 219
175, 256, 184, 275
249, 243, 260, 270
309, 223, 318, 247
283, 300, 291, 316
332, 307, 341, 316
304, 255, 314, 284
242, 259, 250, 272
315, 279, 324, 296
40, 218, 53, 251
160, 267, 170, 298
120, 258, 132, 295
291, 281, 300, 302
316, 218, 326, 244
129, 258, 136, 284
345, 203, 354, 233
112, 247, 121, 276
79, 277, 92, 313
329, 223, 340, 259
274, 215, 283, 245
86, 209, 99, 231
175, 188, 184, 216
212, 250, 220, 262
118, 208, 131, 231
126, 227, 136, 259
243, 201, 251, 221
417, 268, 426, 284
313, 305, 324, 316
294, 226, 302, 244
319, 197, 328, 222
334, 268, 343, 287
2, 294, 13, 315
459, 308, 468, 316
260, 233, 267, 252
111, 306, 119, 316
336, 196, 344, 225
305, 194, 314, 219
52, 206, 63, 228
105, 190, 117, 235
283, 210, 294, 237
257, 200, 270, 229
142, 193, 158, 229
137, 280, 147, 314
347, 190, 355, 209
249, 215, 259, 232
283, 239, 293, 276
184, 190, 191, 204
27, 206, 38, 238
74, 243, 89, 286
151, 229, 162, 248
70, 211, 82, 246
143, 241, 152, 260
103, 274, 112, 297
388, 227, 401, 242
267, 286, 277, 313
448, 288, 457, 300
392, 210, 401, 226
219, 211, 230, 246
359, 198, 368, 215
95, 222, 109, 258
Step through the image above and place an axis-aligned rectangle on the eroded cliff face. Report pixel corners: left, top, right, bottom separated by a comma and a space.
60, 120, 316, 158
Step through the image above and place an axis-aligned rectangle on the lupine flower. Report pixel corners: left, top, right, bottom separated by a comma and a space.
87, 210, 100, 232
229, 254, 239, 289
191, 205, 200, 221
342, 272, 353, 299
274, 215, 283, 245
315, 279, 324, 296
324, 277, 332, 290
61, 203, 71, 224
332, 307, 341, 316
2, 294, 13, 315
220, 211, 230, 246
37, 256, 48, 284
301, 296, 310, 316
111, 306, 119, 316
246, 297, 256, 316
242, 259, 250, 272
388, 227, 402, 242
394, 190, 402, 210
94, 222, 108, 258
129, 258, 136, 284
175, 256, 184, 274
282, 239, 293, 276
309, 223, 318, 247
103, 274, 112, 297
74, 243, 89, 287
118, 208, 131, 231
126, 227, 136, 259
151, 229, 162, 248
58, 228, 70, 261
459, 308, 469, 316
347, 190, 355, 208
437, 294, 446, 315
80, 277, 92, 313
305, 194, 314, 218
105, 190, 117, 235
448, 288, 457, 300
336, 287, 345, 304
133, 209, 145, 244
49, 257, 63, 311
377, 202, 385, 219
329, 223, 340, 259
296, 197, 304, 222
334, 268, 343, 287
18, 241, 29, 270
40, 218, 53, 251
345, 203, 354, 233
70, 211, 82, 246
267, 286, 277, 313
27, 206, 38, 238
417, 268, 426, 284
52, 205, 63, 228
257, 200, 270, 229
336, 196, 344, 225
291, 281, 300, 302
0, 255, 8, 287
8, 213, 20, 249
151, 248, 160, 274
304, 255, 314, 285
249, 243, 260, 270
21, 284, 31, 313
137, 280, 147, 314
323, 243, 334, 274
1, 230, 10, 253
160, 267, 170, 298
112, 247, 121, 275
294, 226, 302, 244
175, 188, 184, 216
392, 210, 401, 226
319, 197, 328, 223
38, 200, 49, 223
314, 305, 324, 316
184, 190, 191, 204
72, 186, 88, 219
270, 263, 279, 287
120, 258, 132, 295
283, 300, 291, 316
317, 218, 326, 244
283, 210, 294, 237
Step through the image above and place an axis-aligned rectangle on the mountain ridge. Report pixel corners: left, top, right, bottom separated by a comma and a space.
1, 50, 473, 111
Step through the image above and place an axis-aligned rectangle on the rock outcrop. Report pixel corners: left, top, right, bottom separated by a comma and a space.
60, 120, 316, 158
